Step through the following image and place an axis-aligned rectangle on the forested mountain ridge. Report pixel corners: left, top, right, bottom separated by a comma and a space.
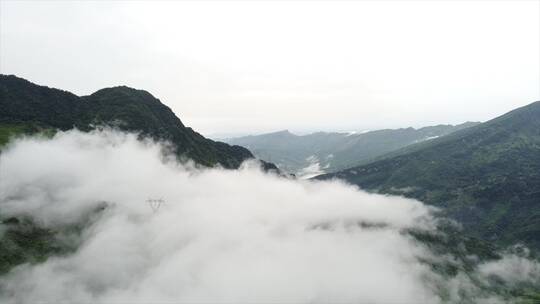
225, 122, 479, 176
0, 75, 256, 169
318, 101, 540, 250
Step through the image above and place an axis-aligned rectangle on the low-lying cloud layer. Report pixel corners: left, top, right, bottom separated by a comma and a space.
0, 130, 538, 303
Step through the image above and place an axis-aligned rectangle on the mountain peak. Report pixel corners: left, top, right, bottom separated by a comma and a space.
88, 86, 156, 102
273, 129, 294, 135
0, 75, 256, 169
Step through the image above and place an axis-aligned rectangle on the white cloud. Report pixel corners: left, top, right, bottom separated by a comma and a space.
0, 130, 538, 303
480, 250, 540, 287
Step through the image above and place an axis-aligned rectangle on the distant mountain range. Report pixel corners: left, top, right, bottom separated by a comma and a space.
0, 75, 274, 170
318, 101, 540, 250
225, 123, 479, 177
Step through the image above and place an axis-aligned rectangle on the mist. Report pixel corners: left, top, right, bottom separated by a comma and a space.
0, 130, 538, 303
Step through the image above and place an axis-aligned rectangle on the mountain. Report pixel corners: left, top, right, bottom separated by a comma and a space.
0, 75, 281, 275
318, 101, 540, 249
0, 75, 259, 169
225, 123, 479, 177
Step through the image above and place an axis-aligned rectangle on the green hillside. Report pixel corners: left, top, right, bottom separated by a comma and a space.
0, 75, 254, 169
318, 101, 540, 249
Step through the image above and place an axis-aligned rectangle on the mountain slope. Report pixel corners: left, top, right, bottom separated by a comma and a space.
225, 123, 478, 176
318, 101, 540, 249
0, 75, 254, 168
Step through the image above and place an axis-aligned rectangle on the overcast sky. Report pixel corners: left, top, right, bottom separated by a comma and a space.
1, 1, 539, 136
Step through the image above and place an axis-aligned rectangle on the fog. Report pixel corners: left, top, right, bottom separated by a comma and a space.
0, 130, 538, 303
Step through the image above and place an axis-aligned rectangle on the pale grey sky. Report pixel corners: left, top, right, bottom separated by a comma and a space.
1, 0, 539, 135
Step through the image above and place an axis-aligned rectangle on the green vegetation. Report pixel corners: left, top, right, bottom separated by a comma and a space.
406, 218, 540, 302
319, 101, 540, 250
519, 292, 540, 304
0, 203, 106, 275
0, 74, 255, 169
0, 123, 56, 150
0, 217, 77, 274
0, 123, 28, 147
